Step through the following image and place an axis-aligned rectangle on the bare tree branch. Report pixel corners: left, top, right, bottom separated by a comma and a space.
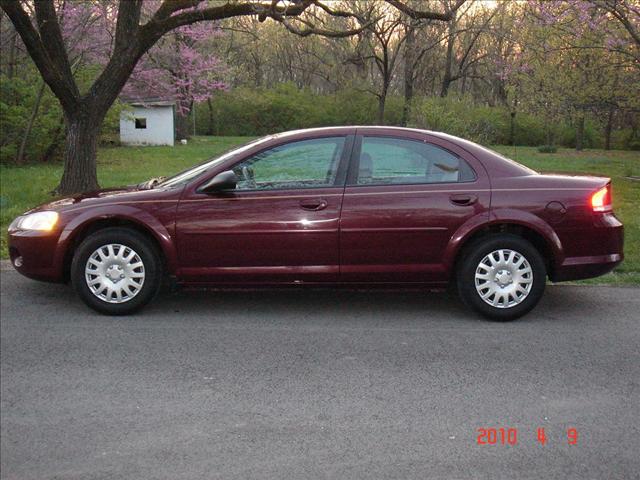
114, 0, 143, 53
152, 0, 200, 22
592, 0, 640, 47
385, 0, 466, 21
33, 0, 77, 95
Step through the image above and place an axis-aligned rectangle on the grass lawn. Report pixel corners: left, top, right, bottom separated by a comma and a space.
1, 136, 638, 284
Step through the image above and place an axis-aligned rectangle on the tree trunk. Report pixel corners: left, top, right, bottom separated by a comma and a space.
546, 124, 554, 147
401, 25, 415, 127
17, 81, 45, 164
440, 16, 456, 98
175, 112, 191, 140
509, 111, 516, 146
56, 111, 102, 195
7, 28, 17, 79
254, 57, 263, 88
604, 106, 615, 150
575, 113, 585, 151
401, 77, 414, 127
377, 89, 387, 125
207, 98, 215, 135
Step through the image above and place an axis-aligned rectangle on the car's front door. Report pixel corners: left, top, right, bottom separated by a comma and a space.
176, 134, 353, 284
339, 129, 490, 284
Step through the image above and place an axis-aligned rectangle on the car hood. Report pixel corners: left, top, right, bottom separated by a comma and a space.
25, 185, 181, 214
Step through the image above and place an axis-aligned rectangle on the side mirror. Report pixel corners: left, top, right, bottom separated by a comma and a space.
197, 170, 238, 194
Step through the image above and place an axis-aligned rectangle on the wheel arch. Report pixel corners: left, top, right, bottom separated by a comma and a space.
445, 210, 564, 279
56, 206, 178, 282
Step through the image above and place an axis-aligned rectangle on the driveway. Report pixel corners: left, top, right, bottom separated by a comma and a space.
1, 268, 639, 479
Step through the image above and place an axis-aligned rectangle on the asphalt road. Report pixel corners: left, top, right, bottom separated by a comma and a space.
1, 268, 639, 480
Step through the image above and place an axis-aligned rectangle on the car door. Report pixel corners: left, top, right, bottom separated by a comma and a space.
339, 129, 490, 284
176, 133, 354, 284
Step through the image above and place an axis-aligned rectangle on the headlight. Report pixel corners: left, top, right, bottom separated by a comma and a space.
9, 211, 59, 231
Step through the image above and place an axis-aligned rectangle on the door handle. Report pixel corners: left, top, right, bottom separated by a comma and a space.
449, 194, 478, 206
300, 199, 328, 211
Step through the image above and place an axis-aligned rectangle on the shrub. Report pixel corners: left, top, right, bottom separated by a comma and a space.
195, 88, 636, 151
537, 145, 558, 153
409, 95, 511, 145
407, 95, 560, 147
557, 120, 602, 149
511, 113, 548, 146
196, 84, 408, 136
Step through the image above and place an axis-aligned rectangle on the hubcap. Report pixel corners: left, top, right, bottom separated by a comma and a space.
85, 244, 145, 304
474, 249, 533, 309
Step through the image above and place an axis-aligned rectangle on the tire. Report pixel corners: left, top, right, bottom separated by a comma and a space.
456, 234, 546, 321
71, 227, 162, 315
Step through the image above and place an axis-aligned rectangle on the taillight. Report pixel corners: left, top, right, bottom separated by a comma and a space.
591, 185, 612, 212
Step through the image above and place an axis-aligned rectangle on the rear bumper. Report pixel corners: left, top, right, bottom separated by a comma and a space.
552, 213, 624, 282
552, 253, 623, 282
7, 230, 65, 283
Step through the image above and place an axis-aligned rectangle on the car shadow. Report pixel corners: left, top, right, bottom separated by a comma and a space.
141, 285, 594, 328
2, 270, 610, 327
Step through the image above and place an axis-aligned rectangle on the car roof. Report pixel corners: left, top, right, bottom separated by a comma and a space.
272, 125, 440, 137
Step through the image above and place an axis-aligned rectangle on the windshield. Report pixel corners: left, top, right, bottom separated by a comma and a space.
158, 136, 271, 188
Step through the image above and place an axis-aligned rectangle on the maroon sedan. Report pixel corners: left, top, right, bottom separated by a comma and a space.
7, 127, 623, 320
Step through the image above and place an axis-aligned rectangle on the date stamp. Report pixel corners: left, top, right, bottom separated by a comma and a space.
476, 427, 579, 446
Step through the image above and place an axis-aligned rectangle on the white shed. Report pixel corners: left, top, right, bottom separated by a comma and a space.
119, 100, 175, 146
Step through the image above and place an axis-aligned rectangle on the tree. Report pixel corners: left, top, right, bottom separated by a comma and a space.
347, 0, 467, 124
400, 16, 448, 124
353, 1, 406, 124
588, 0, 640, 50
511, 0, 640, 149
440, 0, 500, 97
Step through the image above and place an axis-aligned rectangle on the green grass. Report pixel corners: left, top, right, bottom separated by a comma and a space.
1, 138, 638, 284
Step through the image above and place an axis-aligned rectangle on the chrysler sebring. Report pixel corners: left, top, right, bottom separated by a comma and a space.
7, 127, 623, 320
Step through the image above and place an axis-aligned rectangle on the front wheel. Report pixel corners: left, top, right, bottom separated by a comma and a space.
457, 234, 546, 321
71, 228, 162, 315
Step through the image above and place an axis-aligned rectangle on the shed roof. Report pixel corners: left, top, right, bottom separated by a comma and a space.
121, 97, 176, 107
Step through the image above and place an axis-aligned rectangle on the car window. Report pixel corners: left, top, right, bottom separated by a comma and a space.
356, 136, 476, 185
233, 137, 345, 190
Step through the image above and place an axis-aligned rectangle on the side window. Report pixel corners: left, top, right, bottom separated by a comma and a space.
356, 136, 476, 185
233, 137, 345, 191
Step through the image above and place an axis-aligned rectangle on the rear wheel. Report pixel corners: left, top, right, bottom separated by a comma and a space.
457, 234, 546, 321
71, 228, 162, 315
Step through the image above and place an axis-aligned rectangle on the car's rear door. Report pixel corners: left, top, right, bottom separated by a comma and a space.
339, 128, 490, 284
176, 132, 354, 284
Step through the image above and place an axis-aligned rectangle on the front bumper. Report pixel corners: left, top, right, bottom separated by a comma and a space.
7, 229, 65, 282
